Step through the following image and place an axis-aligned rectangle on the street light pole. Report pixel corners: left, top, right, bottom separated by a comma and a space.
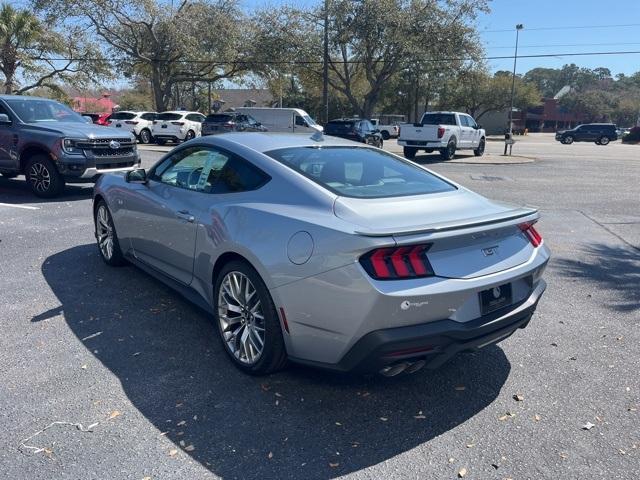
322, 0, 329, 124
505, 23, 523, 155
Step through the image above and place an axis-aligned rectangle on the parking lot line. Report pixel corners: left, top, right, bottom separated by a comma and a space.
0, 202, 40, 210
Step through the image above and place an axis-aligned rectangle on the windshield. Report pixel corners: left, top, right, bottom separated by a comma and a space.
110, 111, 136, 120
6, 98, 85, 124
205, 114, 234, 122
420, 113, 456, 126
265, 146, 456, 199
303, 115, 318, 126
325, 121, 355, 134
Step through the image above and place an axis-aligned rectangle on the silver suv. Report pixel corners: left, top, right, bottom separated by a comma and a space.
0, 95, 140, 197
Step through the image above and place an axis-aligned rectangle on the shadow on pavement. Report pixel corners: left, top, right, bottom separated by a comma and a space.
0, 176, 93, 204
555, 243, 640, 312
40, 244, 511, 479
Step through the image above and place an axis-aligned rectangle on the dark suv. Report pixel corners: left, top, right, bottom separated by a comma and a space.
201, 112, 267, 136
0, 95, 140, 197
324, 118, 383, 147
555, 123, 618, 145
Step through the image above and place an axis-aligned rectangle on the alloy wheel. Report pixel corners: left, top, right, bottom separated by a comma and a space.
28, 162, 51, 193
96, 205, 115, 260
217, 271, 266, 365
600, 136, 610, 145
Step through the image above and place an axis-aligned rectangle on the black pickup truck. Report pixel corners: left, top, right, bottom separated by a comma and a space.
0, 95, 140, 197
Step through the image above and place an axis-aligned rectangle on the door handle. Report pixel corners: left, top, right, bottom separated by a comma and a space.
176, 210, 195, 223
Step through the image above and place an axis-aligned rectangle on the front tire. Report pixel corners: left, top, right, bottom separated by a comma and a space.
214, 260, 287, 375
403, 146, 417, 159
139, 129, 152, 144
95, 201, 127, 266
474, 138, 486, 157
440, 139, 456, 160
381, 130, 390, 140
25, 155, 65, 198
562, 135, 574, 145
599, 136, 610, 145
185, 130, 196, 141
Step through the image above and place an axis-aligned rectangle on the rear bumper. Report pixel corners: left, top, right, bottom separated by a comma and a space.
291, 279, 545, 373
398, 139, 446, 148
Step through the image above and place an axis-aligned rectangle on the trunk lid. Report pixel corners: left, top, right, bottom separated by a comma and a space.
398, 124, 440, 142
334, 190, 537, 279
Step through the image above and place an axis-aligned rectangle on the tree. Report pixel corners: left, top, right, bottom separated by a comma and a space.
447, 69, 541, 120
37, 0, 252, 111
559, 90, 618, 123
255, 0, 488, 119
0, 3, 106, 94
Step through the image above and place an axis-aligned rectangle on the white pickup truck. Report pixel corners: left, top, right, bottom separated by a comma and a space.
398, 111, 486, 160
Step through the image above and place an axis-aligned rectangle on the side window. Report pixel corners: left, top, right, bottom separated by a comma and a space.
247, 115, 257, 125
151, 147, 228, 192
362, 121, 373, 132
211, 156, 270, 194
459, 115, 469, 127
185, 114, 199, 122
141, 113, 156, 121
295, 115, 306, 126
465, 116, 477, 128
0, 102, 11, 122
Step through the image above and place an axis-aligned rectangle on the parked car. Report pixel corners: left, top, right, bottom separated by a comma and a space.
201, 112, 267, 136
151, 111, 206, 145
93, 132, 549, 376
370, 118, 400, 139
235, 107, 323, 134
82, 113, 101, 124
96, 113, 112, 126
108, 111, 157, 144
555, 123, 618, 145
0, 95, 140, 197
398, 111, 486, 160
324, 118, 384, 148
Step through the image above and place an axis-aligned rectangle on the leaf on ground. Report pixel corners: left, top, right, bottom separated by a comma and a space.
261, 383, 271, 391
268, 451, 273, 459
582, 422, 595, 430
274, 392, 283, 398
380, 417, 388, 422
179, 440, 185, 447
466, 443, 475, 448
448, 458, 455, 464
81, 331, 102, 341
534, 414, 541, 422
108, 410, 121, 420
454, 385, 466, 391
414, 415, 426, 419
499, 412, 516, 421
458, 467, 467, 478
184, 445, 195, 452
513, 394, 524, 401
177, 420, 186, 426
335, 422, 342, 426
81, 364, 88, 370
329, 462, 339, 468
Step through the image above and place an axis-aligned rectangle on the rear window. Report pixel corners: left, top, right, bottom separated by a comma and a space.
325, 121, 355, 134
205, 114, 234, 123
265, 146, 456, 199
420, 113, 456, 126
157, 112, 183, 121
110, 112, 136, 120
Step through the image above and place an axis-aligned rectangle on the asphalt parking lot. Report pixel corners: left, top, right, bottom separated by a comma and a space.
0, 134, 638, 479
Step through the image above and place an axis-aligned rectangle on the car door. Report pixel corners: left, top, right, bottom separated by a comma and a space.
464, 115, 481, 147
124, 145, 227, 284
458, 115, 474, 148
0, 102, 18, 170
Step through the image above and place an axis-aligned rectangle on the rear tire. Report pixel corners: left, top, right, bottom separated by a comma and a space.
403, 147, 417, 159
25, 155, 65, 198
381, 130, 390, 140
214, 260, 288, 375
440, 139, 456, 160
185, 130, 196, 141
599, 136, 610, 145
474, 138, 486, 157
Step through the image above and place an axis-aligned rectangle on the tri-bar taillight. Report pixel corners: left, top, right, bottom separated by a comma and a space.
519, 222, 543, 247
360, 244, 434, 280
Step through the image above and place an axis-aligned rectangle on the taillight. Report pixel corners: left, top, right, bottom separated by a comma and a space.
360, 244, 434, 280
437, 127, 445, 138
519, 222, 543, 247
171, 121, 185, 126
125, 120, 139, 125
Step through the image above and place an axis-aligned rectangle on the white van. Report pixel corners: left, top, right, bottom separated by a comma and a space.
235, 107, 323, 133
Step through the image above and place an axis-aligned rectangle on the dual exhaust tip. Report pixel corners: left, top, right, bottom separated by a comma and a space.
379, 359, 426, 377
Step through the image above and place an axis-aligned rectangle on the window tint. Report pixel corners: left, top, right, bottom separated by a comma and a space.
205, 114, 234, 122
362, 120, 374, 132
157, 112, 182, 121
466, 116, 477, 128
295, 115, 306, 126
110, 112, 136, 120
186, 113, 203, 122
325, 121, 355, 134
420, 113, 456, 126
141, 112, 156, 121
151, 146, 268, 194
6, 99, 84, 123
265, 146, 456, 199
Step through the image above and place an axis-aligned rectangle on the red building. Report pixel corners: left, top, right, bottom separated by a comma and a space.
72, 93, 118, 114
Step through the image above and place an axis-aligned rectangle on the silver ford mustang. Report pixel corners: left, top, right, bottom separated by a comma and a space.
93, 132, 550, 376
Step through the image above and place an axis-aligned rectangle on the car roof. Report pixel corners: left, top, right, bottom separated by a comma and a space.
202, 132, 360, 153
159, 110, 201, 115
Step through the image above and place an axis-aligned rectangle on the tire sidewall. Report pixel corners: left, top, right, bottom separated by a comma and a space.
213, 260, 286, 375
564, 136, 574, 144
94, 201, 126, 266
599, 136, 610, 145
25, 155, 64, 198
139, 129, 152, 144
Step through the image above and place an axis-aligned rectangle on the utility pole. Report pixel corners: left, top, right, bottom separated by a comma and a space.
322, 0, 329, 124
505, 24, 523, 156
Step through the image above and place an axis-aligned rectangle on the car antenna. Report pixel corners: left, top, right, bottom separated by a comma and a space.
310, 130, 324, 142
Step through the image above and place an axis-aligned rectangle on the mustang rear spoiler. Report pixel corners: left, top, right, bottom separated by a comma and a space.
353, 207, 539, 237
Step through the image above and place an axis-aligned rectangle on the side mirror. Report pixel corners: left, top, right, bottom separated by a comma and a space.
126, 168, 147, 184
0, 113, 11, 125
